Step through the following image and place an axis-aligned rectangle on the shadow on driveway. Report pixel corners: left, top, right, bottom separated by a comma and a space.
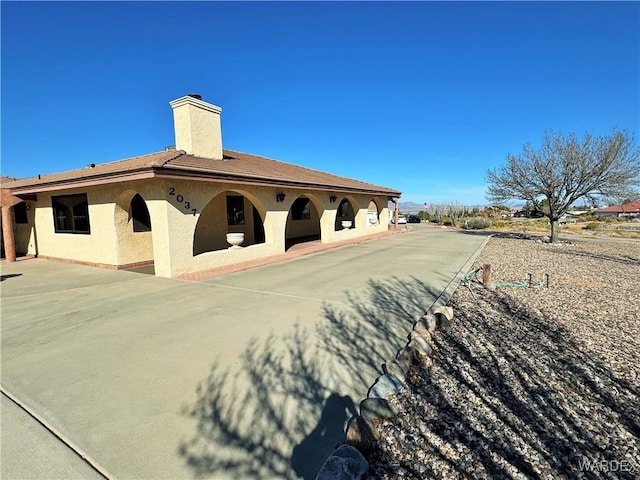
179, 276, 441, 479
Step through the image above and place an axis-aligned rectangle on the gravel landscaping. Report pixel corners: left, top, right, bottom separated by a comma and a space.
368, 235, 640, 479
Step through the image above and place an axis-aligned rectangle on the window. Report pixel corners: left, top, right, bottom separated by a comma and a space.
227, 195, 245, 225
291, 198, 311, 220
130, 194, 152, 232
52, 194, 91, 234
337, 199, 350, 218
14, 203, 28, 224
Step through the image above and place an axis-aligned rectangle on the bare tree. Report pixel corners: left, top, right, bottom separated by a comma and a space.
445, 201, 466, 227
428, 203, 447, 225
486, 130, 640, 242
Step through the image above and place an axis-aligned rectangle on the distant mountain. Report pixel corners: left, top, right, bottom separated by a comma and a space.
397, 202, 426, 213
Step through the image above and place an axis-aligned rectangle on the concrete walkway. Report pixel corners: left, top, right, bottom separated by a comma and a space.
0, 228, 488, 479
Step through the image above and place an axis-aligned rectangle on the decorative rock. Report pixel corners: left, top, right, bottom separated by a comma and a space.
360, 397, 399, 423
396, 346, 415, 367
345, 415, 377, 455
383, 359, 408, 382
367, 374, 404, 399
314, 444, 368, 480
432, 305, 454, 322
411, 320, 433, 343
432, 305, 454, 329
407, 336, 432, 358
419, 313, 439, 333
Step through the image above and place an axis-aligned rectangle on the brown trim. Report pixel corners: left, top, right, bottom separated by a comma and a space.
37, 255, 154, 272
8, 170, 156, 195
16, 193, 38, 201
117, 260, 155, 271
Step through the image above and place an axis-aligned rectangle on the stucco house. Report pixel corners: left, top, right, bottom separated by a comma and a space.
594, 201, 640, 219
1, 95, 401, 278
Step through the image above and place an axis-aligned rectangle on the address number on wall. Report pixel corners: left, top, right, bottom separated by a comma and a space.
169, 187, 197, 216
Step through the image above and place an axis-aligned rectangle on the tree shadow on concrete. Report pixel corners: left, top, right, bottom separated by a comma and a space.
179, 276, 442, 479
0, 273, 22, 281
369, 285, 640, 479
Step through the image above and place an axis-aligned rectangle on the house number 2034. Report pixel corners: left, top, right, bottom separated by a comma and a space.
169, 187, 197, 216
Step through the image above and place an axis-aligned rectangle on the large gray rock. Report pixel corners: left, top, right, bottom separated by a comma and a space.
314, 444, 368, 480
383, 359, 408, 382
367, 374, 404, 399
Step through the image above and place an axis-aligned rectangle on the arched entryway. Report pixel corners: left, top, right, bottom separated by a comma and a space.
367, 199, 380, 226
285, 195, 321, 250
114, 191, 155, 272
334, 197, 356, 231
193, 191, 266, 255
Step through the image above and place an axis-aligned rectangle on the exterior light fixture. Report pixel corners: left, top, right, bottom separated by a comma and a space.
276, 192, 286, 203
329, 195, 337, 203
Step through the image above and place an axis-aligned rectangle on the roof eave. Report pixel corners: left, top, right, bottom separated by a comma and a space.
6, 164, 401, 198
6, 169, 156, 195
154, 167, 401, 197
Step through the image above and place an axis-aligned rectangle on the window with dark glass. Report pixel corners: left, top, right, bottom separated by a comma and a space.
227, 195, 245, 225
52, 194, 91, 234
337, 199, 350, 218
14, 202, 28, 224
131, 194, 152, 232
291, 198, 311, 220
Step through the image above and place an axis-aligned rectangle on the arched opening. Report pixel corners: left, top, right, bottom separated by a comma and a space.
285, 196, 321, 250
334, 198, 356, 231
193, 191, 266, 256
367, 199, 380, 226
131, 194, 151, 232
114, 191, 154, 273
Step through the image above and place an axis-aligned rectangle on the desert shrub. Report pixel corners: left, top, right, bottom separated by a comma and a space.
463, 217, 491, 230
601, 216, 617, 223
584, 221, 601, 230
491, 220, 507, 228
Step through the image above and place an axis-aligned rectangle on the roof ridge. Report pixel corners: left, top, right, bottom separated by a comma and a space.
153, 150, 186, 167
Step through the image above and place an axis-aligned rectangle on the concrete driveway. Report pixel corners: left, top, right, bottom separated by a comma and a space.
1, 228, 487, 479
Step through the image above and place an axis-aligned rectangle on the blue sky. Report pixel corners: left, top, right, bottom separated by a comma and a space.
2, 1, 638, 206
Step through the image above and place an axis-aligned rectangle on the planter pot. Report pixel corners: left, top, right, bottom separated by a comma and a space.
341, 221, 352, 229
226, 233, 245, 249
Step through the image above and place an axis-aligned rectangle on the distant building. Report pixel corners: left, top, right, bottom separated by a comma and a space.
594, 201, 640, 219
1, 95, 401, 278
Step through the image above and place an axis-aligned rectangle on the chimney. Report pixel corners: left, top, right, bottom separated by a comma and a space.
169, 94, 223, 159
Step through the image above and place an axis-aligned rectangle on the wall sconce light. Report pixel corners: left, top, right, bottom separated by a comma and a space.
329, 195, 337, 203
276, 192, 286, 203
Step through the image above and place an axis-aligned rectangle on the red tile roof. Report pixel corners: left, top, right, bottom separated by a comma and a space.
3, 149, 400, 197
596, 201, 640, 213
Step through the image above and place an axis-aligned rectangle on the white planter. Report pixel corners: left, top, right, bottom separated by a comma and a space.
226, 233, 245, 249
341, 221, 352, 229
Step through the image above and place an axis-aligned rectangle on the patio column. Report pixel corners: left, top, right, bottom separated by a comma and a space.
1, 204, 16, 262
393, 197, 399, 230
